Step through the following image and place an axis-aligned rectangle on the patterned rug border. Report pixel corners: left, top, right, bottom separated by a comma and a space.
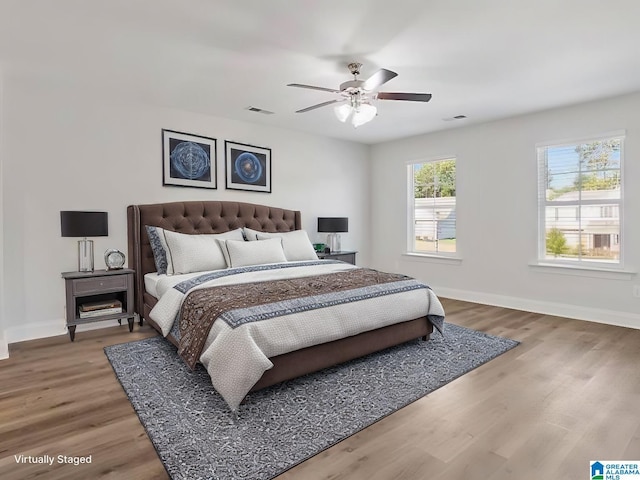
105, 324, 519, 480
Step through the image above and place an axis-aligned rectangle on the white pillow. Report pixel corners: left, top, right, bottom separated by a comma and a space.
163, 229, 244, 274
219, 237, 287, 268
242, 227, 261, 241
256, 230, 318, 261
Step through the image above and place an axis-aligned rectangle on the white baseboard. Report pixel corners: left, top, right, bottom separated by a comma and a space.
0, 330, 8, 360
6, 320, 66, 344
5, 318, 126, 344
435, 286, 640, 330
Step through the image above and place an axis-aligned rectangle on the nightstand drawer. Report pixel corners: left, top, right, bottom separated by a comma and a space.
73, 275, 128, 294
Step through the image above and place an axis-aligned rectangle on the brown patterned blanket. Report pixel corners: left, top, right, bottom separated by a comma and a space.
178, 268, 414, 369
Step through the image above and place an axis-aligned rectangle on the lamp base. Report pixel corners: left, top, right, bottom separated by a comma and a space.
78, 239, 94, 272
326, 233, 341, 253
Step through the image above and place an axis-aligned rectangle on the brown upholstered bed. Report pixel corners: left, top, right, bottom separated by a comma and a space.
127, 200, 433, 393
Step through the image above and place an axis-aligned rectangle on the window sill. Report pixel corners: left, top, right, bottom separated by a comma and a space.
403, 253, 463, 265
529, 262, 637, 280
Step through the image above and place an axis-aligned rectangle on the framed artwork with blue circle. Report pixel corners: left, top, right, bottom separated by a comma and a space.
162, 129, 217, 189
225, 140, 272, 193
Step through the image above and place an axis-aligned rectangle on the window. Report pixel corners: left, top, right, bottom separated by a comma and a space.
408, 158, 456, 255
537, 134, 623, 265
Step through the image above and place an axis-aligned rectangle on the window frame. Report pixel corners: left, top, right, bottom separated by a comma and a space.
536, 131, 625, 270
406, 156, 458, 258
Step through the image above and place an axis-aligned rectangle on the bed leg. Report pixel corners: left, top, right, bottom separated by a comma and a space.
422, 334, 430, 341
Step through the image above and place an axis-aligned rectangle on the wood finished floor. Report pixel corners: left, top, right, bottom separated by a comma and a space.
1, 298, 639, 480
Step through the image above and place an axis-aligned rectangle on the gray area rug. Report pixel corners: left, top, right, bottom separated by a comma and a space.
105, 324, 518, 480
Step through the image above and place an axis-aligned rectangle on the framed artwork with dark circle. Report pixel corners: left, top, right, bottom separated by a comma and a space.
225, 140, 271, 193
162, 129, 217, 189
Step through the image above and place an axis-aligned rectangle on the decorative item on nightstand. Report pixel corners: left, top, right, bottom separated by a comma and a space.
60, 211, 108, 272
312, 243, 326, 253
104, 249, 126, 270
317, 217, 348, 253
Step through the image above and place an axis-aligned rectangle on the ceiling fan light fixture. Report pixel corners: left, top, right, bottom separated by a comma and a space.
334, 103, 352, 123
289, 63, 430, 126
351, 103, 377, 128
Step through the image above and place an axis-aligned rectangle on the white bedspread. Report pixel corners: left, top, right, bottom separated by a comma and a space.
144, 271, 208, 299
150, 261, 445, 411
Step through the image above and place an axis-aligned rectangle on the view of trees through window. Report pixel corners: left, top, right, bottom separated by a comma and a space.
410, 159, 456, 254
540, 137, 622, 263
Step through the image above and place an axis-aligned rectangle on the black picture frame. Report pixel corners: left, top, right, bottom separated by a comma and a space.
225, 140, 272, 193
162, 129, 217, 189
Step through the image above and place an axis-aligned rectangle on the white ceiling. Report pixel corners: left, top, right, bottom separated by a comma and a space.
1, 0, 640, 144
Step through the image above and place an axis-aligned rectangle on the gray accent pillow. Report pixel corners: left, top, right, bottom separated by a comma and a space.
145, 225, 173, 275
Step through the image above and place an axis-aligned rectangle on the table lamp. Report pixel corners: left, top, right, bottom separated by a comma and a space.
317, 217, 348, 253
60, 211, 108, 272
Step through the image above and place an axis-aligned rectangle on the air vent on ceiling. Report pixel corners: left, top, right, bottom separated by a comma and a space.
246, 106, 275, 115
443, 115, 467, 122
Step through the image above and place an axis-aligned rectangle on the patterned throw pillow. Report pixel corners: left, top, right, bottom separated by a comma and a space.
145, 226, 173, 275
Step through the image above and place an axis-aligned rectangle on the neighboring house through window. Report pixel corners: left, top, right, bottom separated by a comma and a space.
407, 158, 456, 255
537, 134, 623, 266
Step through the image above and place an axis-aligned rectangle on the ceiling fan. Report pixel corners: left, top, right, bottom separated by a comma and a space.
287, 62, 432, 127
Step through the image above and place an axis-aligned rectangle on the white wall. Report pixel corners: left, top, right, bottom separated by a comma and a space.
4, 71, 638, 346
0, 66, 7, 358
2, 72, 370, 343
371, 92, 640, 328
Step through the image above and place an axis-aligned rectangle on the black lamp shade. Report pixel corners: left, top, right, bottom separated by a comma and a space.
60, 211, 108, 237
317, 217, 348, 233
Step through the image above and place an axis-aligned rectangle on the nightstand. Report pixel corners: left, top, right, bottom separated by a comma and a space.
61, 268, 135, 341
317, 251, 357, 265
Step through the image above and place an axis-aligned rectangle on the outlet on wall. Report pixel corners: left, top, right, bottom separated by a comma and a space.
634, 285, 640, 298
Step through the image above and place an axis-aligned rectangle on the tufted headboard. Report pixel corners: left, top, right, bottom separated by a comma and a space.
127, 200, 302, 317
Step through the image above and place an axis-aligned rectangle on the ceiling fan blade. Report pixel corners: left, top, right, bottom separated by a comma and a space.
363, 68, 398, 91
295, 99, 341, 113
287, 83, 340, 93
377, 92, 432, 102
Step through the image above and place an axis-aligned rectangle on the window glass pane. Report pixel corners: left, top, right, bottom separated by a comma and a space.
576, 139, 621, 196
540, 136, 622, 265
546, 173, 580, 201
543, 198, 620, 262
411, 159, 456, 254
544, 226, 577, 260
578, 204, 619, 262
578, 173, 621, 195
545, 139, 621, 200
576, 139, 621, 172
